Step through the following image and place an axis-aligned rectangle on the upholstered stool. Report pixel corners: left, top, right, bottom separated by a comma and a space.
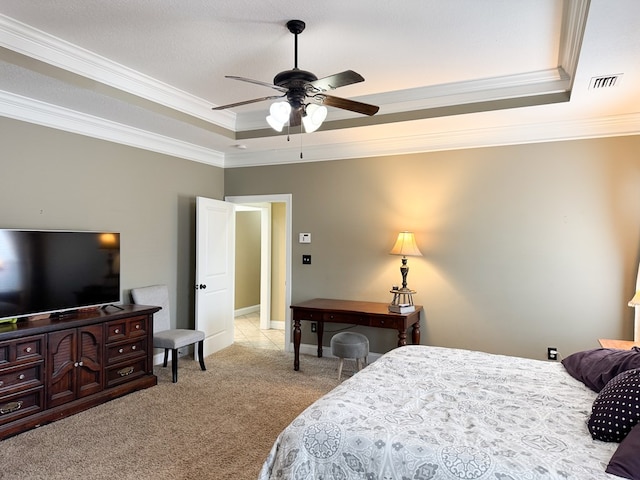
330, 332, 369, 380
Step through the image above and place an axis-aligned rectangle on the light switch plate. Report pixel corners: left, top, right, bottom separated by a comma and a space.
299, 233, 311, 243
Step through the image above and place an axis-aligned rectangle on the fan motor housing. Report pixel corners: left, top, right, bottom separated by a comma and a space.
273, 69, 317, 88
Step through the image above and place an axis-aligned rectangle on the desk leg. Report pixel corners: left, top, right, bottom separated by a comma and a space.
397, 329, 407, 347
317, 321, 324, 357
412, 322, 421, 344
293, 318, 301, 371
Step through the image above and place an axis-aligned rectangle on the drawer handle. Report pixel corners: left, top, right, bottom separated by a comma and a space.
114, 328, 120, 334
18, 374, 25, 380
0, 381, 3, 387
118, 348, 124, 354
135, 324, 141, 330
0, 401, 23, 415
74, 361, 84, 367
118, 366, 134, 377
131, 345, 136, 350
25, 347, 32, 353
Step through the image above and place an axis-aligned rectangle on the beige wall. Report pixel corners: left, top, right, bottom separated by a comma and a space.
225, 136, 640, 359
271, 202, 287, 322
0, 118, 224, 329
234, 210, 261, 309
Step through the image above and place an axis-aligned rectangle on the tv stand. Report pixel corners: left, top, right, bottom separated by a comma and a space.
0, 304, 159, 440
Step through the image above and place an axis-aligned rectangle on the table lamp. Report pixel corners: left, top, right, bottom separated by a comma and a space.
389, 231, 422, 310
628, 291, 640, 342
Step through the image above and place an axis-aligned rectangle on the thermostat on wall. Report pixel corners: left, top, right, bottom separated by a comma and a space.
299, 233, 311, 244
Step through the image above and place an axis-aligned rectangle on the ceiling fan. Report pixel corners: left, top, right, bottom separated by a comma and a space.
211, 19, 379, 132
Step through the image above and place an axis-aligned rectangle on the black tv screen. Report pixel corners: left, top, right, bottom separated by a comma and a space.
0, 230, 120, 321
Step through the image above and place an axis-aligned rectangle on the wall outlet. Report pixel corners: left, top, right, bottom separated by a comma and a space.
302, 254, 311, 264
311, 322, 317, 333
547, 347, 558, 361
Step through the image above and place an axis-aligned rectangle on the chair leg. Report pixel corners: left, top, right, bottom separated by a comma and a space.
337, 358, 344, 381
198, 340, 206, 371
163, 349, 169, 367
171, 348, 178, 383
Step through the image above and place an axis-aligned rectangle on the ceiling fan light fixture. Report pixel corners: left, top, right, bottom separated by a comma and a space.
302, 104, 328, 133
266, 101, 291, 131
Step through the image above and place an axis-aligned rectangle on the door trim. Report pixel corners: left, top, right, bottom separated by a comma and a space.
225, 194, 292, 352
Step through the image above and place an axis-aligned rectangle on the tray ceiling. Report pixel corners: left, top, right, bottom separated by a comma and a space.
0, 0, 639, 167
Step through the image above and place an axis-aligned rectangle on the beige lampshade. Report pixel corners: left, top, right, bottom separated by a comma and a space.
629, 291, 640, 307
390, 232, 422, 257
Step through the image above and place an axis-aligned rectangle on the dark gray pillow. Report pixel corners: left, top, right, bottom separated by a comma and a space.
606, 422, 640, 479
561, 347, 640, 392
588, 369, 640, 442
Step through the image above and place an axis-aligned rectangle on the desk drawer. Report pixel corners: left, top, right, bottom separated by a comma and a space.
323, 312, 367, 324
293, 308, 323, 321
369, 316, 402, 329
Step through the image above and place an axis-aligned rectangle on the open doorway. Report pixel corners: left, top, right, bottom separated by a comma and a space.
226, 194, 292, 352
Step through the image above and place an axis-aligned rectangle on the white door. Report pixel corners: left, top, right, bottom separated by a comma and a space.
195, 196, 235, 357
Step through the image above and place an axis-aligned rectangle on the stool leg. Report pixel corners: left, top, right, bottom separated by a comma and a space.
337, 358, 344, 381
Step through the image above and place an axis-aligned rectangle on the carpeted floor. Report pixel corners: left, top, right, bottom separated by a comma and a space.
0, 344, 341, 480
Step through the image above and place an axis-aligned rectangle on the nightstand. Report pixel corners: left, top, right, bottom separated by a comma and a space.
598, 339, 640, 349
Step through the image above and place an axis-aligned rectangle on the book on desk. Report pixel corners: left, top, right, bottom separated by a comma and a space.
388, 304, 415, 314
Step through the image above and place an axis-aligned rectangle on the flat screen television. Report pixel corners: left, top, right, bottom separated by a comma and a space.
0, 230, 120, 321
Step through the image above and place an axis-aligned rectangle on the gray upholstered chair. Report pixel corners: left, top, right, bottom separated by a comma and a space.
131, 284, 206, 383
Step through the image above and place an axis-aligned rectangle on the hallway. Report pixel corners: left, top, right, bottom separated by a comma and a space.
234, 311, 285, 351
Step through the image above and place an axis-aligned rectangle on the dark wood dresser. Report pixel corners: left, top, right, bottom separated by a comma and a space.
0, 304, 159, 439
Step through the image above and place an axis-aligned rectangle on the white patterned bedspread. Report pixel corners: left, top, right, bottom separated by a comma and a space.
259, 345, 621, 480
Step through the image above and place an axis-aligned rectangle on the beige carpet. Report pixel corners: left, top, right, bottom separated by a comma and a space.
0, 344, 341, 480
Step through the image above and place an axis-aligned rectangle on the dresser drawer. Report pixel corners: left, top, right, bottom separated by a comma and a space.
105, 316, 148, 343
105, 358, 148, 388
105, 338, 147, 365
0, 387, 44, 426
0, 335, 44, 368
0, 363, 43, 395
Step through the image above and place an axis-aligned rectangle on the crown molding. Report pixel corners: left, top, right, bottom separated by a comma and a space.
224, 112, 640, 168
0, 14, 235, 130
0, 90, 225, 167
2, 87, 638, 169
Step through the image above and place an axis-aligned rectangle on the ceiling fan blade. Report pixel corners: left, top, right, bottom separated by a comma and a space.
319, 94, 379, 116
225, 76, 288, 93
289, 108, 302, 127
307, 70, 364, 93
211, 95, 284, 111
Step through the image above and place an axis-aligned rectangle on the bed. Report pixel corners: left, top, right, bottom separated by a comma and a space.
259, 345, 639, 480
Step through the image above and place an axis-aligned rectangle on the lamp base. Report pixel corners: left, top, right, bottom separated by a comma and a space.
389, 287, 416, 313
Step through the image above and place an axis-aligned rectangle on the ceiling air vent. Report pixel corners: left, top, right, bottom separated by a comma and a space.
589, 74, 623, 89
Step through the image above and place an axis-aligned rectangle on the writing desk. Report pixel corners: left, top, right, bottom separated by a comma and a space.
290, 298, 423, 371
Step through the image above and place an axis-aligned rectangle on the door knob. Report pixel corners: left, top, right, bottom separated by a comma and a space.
196, 284, 207, 290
